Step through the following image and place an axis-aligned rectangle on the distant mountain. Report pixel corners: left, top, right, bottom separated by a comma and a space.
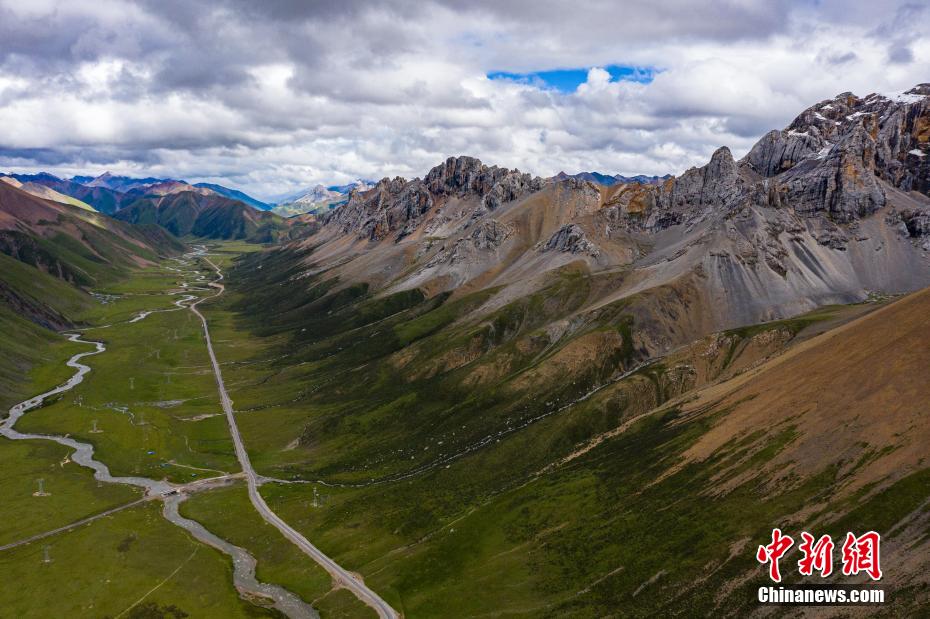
0, 180, 182, 297
294, 184, 342, 205
115, 191, 288, 242
328, 179, 376, 194
0, 176, 96, 212
272, 179, 375, 217
11, 172, 272, 215
616, 173, 672, 184
85, 172, 169, 193
553, 170, 672, 186
127, 180, 215, 197
194, 183, 272, 211
9, 173, 131, 214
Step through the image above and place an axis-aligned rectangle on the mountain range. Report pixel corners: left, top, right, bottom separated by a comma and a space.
0, 171, 294, 242
113, 190, 289, 243
0, 178, 182, 326
1, 83, 929, 616
215, 84, 930, 615
271, 84, 930, 355
553, 170, 673, 185
2, 171, 273, 214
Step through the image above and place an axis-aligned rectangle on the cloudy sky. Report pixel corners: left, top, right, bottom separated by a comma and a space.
0, 0, 927, 200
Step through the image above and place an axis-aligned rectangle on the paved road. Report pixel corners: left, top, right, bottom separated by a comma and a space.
191, 255, 400, 619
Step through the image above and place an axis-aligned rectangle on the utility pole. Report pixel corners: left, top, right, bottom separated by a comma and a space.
33, 478, 50, 497
312, 486, 319, 508
90, 419, 102, 434
42, 546, 52, 564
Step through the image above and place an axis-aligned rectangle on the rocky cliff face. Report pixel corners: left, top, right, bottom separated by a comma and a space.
748, 85, 930, 219
600, 85, 929, 240
425, 219, 514, 268
294, 85, 930, 356
325, 84, 930, 245
752, 86, 930, 187
327, 156, 543, 242
541, 224, 600, 257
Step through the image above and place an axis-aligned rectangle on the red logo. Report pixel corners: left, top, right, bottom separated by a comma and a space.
798, 532, 834, 577
841, 531, 882, 581
757, 529, 882, 582
756, 528, 794, 582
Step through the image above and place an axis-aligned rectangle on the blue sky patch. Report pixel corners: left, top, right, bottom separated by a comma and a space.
487, 65, 656, 92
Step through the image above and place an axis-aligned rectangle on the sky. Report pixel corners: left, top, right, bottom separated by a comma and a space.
0, 0, 927, 201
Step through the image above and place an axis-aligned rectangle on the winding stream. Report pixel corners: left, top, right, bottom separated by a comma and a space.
0, 252, 318, 619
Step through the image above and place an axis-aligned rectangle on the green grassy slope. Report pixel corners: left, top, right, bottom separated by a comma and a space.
197, 242, 929, 617
0, 253, 96, 409
0, 181, 185, 411
115, 191, 288, 242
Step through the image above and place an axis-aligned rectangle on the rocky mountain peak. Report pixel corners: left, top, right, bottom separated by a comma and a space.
327, 156, 544, 242
707, 146, 737, 181
425, 156, 510, 197
710, 145, 734, 164
739, 84, 929, 221
608, 85, 928, 236
87, 171, 114, 187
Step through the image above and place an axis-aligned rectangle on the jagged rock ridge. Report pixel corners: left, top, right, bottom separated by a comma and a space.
289, 84, 930, 357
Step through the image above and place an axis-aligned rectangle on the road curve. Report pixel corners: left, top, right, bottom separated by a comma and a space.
191, 254, 401, 619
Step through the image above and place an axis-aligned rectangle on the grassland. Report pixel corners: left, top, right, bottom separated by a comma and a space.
0, 501, 277, 618
5, 234, 926, 618
183, 240, 930, 617
180, 482, 376, 618
0, 439, 140, 546
16, 289, 241, 483
0, 244, 278, 618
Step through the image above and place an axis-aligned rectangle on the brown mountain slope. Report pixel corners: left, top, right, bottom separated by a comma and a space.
0, 179, 67, 229
0, 180, 182, 288
656, 286, 930, 600
0, 176, 96, 211
682, 285, 930, 496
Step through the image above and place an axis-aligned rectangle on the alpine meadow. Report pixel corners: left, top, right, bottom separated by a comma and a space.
1, 2, 929, 618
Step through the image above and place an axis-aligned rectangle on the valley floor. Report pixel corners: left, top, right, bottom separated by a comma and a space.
2, 240, 928, 618
0, 243, 375, 619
